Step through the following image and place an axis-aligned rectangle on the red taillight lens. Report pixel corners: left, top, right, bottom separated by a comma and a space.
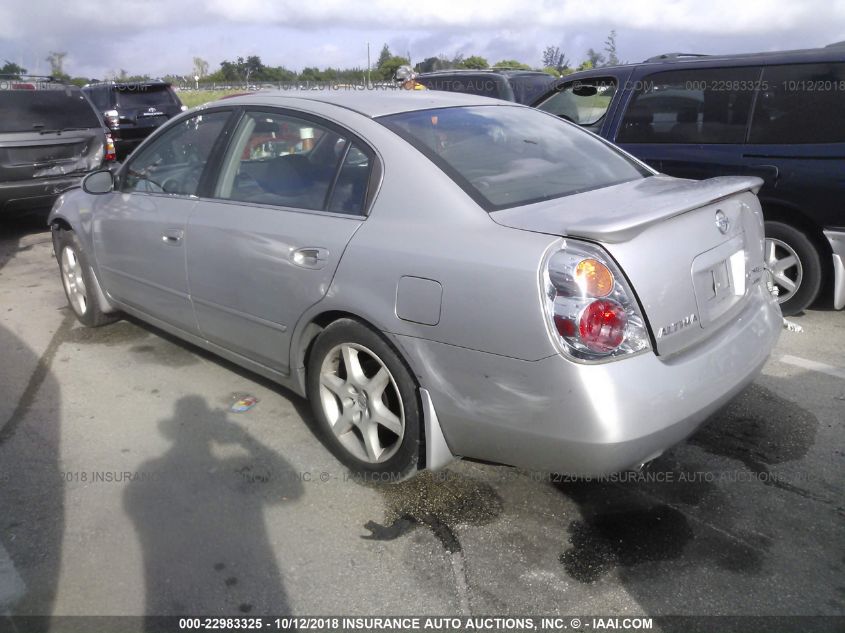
104, 134, 116, 162
579, 299, 628, 352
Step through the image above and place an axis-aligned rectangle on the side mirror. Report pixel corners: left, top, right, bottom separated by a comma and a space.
82, 169, 114, 195
572, 85, 598, 97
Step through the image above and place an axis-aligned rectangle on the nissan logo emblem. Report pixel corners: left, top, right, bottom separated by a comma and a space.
715, 210, 730, 234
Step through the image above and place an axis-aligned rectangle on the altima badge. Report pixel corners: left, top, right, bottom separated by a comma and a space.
656, 313, 698, 338
715, 210, 730, 234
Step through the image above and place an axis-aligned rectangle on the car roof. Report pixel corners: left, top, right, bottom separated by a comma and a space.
209, 89, 518, 118
419, 69, 549, 77
84, 80, 172, 90
563, 45, 845, 77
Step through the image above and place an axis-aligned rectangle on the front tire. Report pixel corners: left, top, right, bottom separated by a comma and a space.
306, 319, 421, 480
764, 221, 822, 316
56, 230, 117, 327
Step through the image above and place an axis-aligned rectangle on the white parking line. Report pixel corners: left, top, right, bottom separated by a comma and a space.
780, 355, 845, 380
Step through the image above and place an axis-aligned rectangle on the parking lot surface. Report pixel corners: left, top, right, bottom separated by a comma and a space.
0, 218, 843, 623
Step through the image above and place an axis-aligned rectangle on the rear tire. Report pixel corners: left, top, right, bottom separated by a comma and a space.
764, 221, 822, 316
56, 230, 117, 328
306, 318, 421, 481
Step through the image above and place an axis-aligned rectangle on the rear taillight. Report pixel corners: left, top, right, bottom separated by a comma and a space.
104, 109, 120, 130
104, 134, 116, 162
542, 240, 651, 361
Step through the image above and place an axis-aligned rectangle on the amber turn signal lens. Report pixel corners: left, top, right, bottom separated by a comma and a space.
575, 258, 614, 297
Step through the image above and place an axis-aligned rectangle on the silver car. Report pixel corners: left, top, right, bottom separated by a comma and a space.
48, 90, 782, 479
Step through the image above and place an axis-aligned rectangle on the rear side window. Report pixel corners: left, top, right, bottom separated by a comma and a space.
380, 105, 648, 211
213, 110, 372, 215
537, 78, 617, 125
0, 86, 101, 133
617, 67, 759, 144
749, 63, 845, 144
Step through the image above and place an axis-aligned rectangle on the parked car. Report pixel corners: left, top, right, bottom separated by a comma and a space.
48, 91, 781, 479
0, 76, 115, 218
416, 69, 556, 104
533, 44, 845, 315
82, 80, 185, 159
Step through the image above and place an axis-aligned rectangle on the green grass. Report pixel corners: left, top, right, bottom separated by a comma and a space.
177, 89, 245, 108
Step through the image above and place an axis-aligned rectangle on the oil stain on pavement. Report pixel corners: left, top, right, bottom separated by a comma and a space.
362, 470, 502, 552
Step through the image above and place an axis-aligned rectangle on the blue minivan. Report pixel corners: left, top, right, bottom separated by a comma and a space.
532, 44, 845, 316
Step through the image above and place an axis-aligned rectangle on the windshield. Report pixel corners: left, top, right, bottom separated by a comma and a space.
379, 105, 647, 210
0, 87, 101, 133
537, 78, 617, 125
115, 85, 177, 109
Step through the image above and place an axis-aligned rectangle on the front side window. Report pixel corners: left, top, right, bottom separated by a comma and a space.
214, 111, 371, 214
750, 63, 845, 144
122, 110, 230, 196
617, 67, 759, 144
380, 105, 648, 211
536, 78, 617, 126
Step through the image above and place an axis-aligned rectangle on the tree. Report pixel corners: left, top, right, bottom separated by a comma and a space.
378, 55, 410, 81
604, 30, 619, 66
460, 55, 488, 69
585, 48, 606, 68
576, 60, 594, 72
46, 51, 69, 81
1, 60, 27, 78
376, 44, 392, 70
493, 59, 532, 70
192, 57, 209, 79
542, 46, 569, 71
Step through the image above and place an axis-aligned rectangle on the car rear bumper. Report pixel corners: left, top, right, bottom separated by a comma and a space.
823, 230, 845, 310
0, 175, 83, 215
396, 281, 782, 476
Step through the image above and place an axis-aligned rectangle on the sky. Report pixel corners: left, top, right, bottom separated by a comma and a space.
1, 0, 844, 79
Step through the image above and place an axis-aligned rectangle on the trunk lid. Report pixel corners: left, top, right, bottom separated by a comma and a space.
491, 175, 769, 356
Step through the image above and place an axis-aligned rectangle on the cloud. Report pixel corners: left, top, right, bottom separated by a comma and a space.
0, 0, 842, 77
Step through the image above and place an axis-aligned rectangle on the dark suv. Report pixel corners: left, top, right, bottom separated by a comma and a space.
532, 44, 845, 315
83, 80, 185, 159
0, 76, 115, 218
416, 69, 556, 104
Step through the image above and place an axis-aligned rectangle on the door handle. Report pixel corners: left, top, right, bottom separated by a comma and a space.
291, 247, 329, 269
161, 228, 184, 245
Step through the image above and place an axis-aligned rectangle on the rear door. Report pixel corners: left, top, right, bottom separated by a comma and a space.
92, 109, 232, 333
743, 62, 845, 230
185, 108, 373, 373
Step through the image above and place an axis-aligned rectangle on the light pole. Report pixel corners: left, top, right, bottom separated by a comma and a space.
194, 74, 199, 90
366, 42, 371, 88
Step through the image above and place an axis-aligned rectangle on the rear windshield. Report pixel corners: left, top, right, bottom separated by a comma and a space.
0, 87, 101, 133
417, 75, 509, 100
379, 105, 648, 210
115, 85, 177, 109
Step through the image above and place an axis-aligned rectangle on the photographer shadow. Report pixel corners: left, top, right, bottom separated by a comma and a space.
124, 396, 304, 618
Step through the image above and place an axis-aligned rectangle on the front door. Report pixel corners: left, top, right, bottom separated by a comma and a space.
92, 109, 232, 333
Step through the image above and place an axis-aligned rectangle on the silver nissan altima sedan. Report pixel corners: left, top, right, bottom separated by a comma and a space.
48, 90, 782, 479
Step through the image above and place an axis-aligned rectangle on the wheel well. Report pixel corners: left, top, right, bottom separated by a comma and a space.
50, 218, 72, 232
761, 201, 833, 288
297, 309, 427, 468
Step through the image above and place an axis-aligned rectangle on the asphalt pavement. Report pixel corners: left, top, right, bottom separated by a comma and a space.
0, 217, 842, 627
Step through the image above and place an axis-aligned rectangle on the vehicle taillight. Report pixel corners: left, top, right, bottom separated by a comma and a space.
542, 240, 650, 361
104, 134, 116, 162
104, 109, 120, 130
